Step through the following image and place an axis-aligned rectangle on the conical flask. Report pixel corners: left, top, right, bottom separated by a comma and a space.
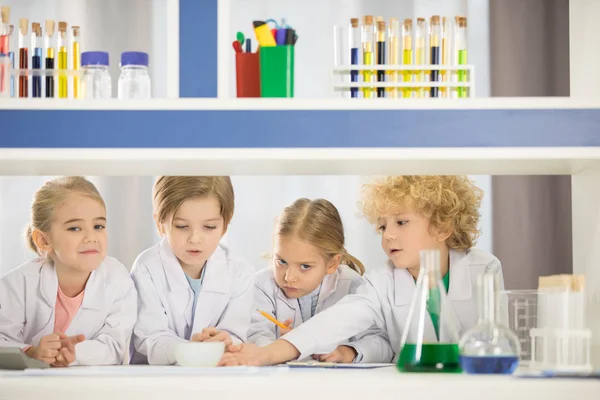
459, 270, 520, 374
396, 249, 462, 373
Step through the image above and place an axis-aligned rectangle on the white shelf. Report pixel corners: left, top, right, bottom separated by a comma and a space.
0, 366, 598, 400
0, 148, 598, 176
1, 97, 599, 110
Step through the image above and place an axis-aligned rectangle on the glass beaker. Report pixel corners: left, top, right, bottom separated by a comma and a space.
397, 249, 462, 373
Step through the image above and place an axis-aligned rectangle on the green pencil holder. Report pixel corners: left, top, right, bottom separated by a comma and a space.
259, 46, 294, 98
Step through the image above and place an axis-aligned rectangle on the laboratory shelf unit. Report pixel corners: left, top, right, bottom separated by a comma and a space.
1, 0, 600, 373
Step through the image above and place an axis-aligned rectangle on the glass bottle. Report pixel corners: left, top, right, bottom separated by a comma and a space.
459, 270, 520, 374
397, 249, 462, 373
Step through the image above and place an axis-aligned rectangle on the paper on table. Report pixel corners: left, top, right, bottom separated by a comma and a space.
286, 362, 394, 369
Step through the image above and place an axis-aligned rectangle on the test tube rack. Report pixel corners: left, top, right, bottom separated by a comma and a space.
332, 64, 475, 98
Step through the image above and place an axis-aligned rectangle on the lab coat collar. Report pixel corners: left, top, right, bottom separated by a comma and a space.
39, 259, 105, 310
393, 249, 472, 305
80, 265, 105, 310
200, 245, 229, 294
316, 268, 339, 304
447, 250, 472, 301
160, 238, 229, 294
39, 260, 58, 308
393, 266, 415, 306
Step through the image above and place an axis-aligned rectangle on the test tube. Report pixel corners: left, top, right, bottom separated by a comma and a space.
18, 18, 28, 98
45, 20, 55, 98
31, 22, 42, 98
72, 26, 80, 99
376, 20, 386, 98
415, 18, 426, 98
388, 18, 400, 99
441, 17, 449, 98
455, 16, 468, 98
57, 21, 67, 98
429, 16, 440, 98
0, 6, 10, 97
349, 18, 360, 98
362, 15, 374, 99
401, 19, 412, 98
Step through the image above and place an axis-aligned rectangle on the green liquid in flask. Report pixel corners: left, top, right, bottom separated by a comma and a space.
397, 343, 462, 373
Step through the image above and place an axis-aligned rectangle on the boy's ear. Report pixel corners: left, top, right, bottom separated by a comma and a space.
436, 221, 453, 242
154, 213, 165, 236
326, 254, 342, 274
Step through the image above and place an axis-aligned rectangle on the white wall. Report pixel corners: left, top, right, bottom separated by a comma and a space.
0, 175, 492, 276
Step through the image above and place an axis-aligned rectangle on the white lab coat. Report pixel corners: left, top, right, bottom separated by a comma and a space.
284, 248, 504, 361
130, 238, 254, 365
0, 257, 137, 365
248, 265, 394, 362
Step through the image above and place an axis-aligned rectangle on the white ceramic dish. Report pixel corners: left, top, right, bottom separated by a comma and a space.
174, 342, 225, 367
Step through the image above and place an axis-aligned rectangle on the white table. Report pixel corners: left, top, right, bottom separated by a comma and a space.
0, 366, 598, 400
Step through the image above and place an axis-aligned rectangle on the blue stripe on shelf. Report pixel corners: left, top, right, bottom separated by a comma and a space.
179, 0, 217, 97
1, 109, 600, 148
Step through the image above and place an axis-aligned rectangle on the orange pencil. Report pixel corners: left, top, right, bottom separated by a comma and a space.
257, 309, 289, 329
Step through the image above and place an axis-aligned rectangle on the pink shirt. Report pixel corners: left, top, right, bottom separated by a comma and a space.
53, 286, 84, 333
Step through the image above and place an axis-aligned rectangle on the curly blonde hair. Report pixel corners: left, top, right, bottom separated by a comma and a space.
360, 176, 483, 250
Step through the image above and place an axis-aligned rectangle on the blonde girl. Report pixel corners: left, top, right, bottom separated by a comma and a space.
0, 176, 136, 367
248, 198, 393, 363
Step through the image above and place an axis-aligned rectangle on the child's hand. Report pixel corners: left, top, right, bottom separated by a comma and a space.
191, 328, 233, 347
279, 319, 293, 335
313, 345, 358, 363
24, 333, 62, 364
52, 333, 85, 368
219, 343, 265, 366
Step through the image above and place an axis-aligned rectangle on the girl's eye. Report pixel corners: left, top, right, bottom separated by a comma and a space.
94, 225, 105, 230
377, 225, 386, 232
175, 225, 188, 229
300, 264, 311, 271
67, 227, 81, 232
204, 225, 217, 230
276, 259, 287, 266
397, 220, 409, 226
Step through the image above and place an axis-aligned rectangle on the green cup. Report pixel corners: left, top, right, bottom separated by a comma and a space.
259, 45, 295, 98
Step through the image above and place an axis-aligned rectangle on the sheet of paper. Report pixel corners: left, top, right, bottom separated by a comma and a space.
286, 362, 394, 369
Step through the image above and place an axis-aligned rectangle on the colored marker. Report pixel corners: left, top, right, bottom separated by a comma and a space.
236, 31, 244, 46
245, 38, 251, 53
276, 28, 286, 45
285, 28, 295, 45
253, 21, 276, 47
232, 40, 242, 53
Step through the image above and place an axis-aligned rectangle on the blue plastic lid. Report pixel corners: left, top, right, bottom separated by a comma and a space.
81, 51, 109, 67
121, 51, 149, 67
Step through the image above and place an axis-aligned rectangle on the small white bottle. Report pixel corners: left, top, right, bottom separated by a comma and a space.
81, 51, 111, 99
118, 51, 151, 99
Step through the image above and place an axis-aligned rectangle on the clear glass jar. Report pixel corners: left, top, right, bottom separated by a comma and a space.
81, 51, 111, 99
118, 51, 151, 99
